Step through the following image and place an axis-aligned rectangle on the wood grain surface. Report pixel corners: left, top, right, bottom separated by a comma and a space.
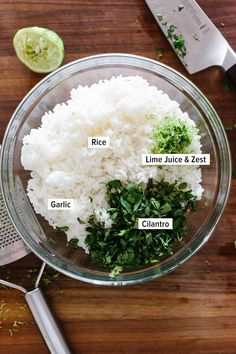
0, 1, 236, 353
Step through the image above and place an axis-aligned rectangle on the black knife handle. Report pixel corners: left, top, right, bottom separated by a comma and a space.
225, 64, 236, 89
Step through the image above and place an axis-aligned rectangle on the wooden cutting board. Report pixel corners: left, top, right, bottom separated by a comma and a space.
0, 1, 236, 353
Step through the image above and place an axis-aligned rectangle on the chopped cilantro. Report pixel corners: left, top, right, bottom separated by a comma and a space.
172, 34, 186, 57
56, 225, 69, 232
77, 217, 86, 224
43, 272, 60, 286
68, 238, 79, 249
85, 179, 197, 272
166, 23, 186, 57
167, 24, 177, 38
156, 14, 163, 21
156, 49, 164, 59
178, 182, 188, 190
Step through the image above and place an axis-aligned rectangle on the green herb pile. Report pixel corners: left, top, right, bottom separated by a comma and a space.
156, 14, 187, 58
85, 179, 197, 272
167, 25, 186, 57
151, 117, 193, 154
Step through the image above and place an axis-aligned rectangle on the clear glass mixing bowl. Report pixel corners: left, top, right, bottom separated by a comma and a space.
0, 54, 231, 285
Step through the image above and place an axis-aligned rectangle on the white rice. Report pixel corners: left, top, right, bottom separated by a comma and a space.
21, 76, 203, 252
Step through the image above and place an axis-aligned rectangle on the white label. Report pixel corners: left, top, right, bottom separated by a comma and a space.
88, 137, 110, 148
142, 154, 210, 165
48, 199, 74, 210
138, 218, 173, 230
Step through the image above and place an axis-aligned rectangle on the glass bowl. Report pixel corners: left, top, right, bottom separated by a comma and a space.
0, 54, 231, 285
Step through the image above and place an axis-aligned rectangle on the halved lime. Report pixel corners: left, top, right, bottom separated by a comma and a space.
13, 27, 64, 73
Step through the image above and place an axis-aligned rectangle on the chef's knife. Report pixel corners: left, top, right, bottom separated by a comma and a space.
145, 0, 236, 88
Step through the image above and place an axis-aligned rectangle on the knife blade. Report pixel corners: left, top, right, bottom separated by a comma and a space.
145, 0, 236, 87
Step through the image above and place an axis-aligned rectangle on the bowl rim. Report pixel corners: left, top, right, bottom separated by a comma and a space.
0, 53, 232, 285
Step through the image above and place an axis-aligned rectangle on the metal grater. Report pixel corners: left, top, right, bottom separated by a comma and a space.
0, 188, 71, 353
0, 188, 30, 266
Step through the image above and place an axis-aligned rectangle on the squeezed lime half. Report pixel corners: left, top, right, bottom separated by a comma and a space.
13, 27, 64, 73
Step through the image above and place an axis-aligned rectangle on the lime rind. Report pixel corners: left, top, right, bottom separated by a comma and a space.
13, 27, 64, 73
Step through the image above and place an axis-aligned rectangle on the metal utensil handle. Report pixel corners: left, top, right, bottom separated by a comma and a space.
25, 288, 71, 354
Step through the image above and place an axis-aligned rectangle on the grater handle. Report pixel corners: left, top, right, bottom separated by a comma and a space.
25, 287, 71, 354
